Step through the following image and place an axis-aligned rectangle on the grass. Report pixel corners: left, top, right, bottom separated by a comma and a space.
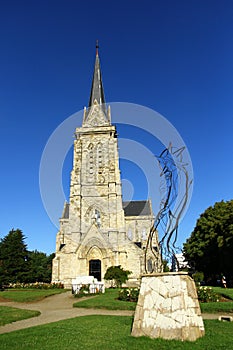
201, 301, 233, 314
212, 287, 233, 300
200, 287, 233, 314
0, 289, 67, 302
74, 287, 233, 314
1, 287, 233, 348
1, 286, 233, 333
73, 288, 136, 310
0, 306, 40, 326
0, 316, 233, 350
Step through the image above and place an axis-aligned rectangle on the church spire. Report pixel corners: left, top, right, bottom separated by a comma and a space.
88, 41, 106, 113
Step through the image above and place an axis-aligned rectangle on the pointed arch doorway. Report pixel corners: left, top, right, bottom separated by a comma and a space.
89, 259, 101, 281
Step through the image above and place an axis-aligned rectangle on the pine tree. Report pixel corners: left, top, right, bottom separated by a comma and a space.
0, 229, 29, 284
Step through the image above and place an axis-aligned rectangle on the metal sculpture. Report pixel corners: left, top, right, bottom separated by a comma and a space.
145, 143, 193, 273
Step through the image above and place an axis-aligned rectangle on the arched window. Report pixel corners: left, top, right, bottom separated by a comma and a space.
94, 209, 101, 228
141, 228, 147, 241
147, 259, 153, 273
89, 150, 93, 174
97, 143, 103, 171
127, 228, 133, 241
86, 143, 94, 179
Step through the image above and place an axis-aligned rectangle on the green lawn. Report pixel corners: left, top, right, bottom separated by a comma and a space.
0, 306, 40, 326
74, 287, 233, 314
212, 287, 233, 300
0, 316, 233, 350
200, 287, 233, 314
200, 301, 233, 314
74, 288, 136, 310
1, 286, 233, 331
0, 289, 67, 302
1, 287, 233, 348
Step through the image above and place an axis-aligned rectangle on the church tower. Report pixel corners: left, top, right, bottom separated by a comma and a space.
52, 46, 161, 287
69, 45, 125, 243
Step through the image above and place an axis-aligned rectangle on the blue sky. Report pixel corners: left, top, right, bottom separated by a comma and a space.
0, 0, 232, 254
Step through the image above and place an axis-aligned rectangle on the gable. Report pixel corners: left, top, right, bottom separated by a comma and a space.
83, 100, 109, 127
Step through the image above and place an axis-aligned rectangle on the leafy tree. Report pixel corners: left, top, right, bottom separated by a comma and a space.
192, 271, 204, 285
183, 200, 233, 283
104, 265, 131, 288
27, 251, 55, 283
0, 229, 29, 284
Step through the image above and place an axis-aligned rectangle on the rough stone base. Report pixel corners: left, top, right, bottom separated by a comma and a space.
131, 272, 205, 341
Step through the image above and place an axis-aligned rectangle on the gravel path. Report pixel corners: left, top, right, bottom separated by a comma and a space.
0, 291, 232, 334
0, 291, 133, 334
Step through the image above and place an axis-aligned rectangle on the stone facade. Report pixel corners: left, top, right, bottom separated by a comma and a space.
131, 272, 205, 341
52, 49, 161, 288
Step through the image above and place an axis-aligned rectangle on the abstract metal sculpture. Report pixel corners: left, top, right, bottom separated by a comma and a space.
145, 143, 193, 272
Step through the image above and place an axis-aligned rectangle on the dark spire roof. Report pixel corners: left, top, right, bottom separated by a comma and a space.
88, 42, 106, 113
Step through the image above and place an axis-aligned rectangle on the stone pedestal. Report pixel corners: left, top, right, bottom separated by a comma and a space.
131, 272, 205, 341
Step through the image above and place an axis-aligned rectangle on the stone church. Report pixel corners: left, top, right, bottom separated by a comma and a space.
52, 47, 161, 287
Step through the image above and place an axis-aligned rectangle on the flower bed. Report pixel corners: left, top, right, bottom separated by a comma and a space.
8, 282, 64, 289
118, 288, 139, 302
197, 286, 219, 302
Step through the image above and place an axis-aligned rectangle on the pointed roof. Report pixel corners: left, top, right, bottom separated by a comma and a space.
88, 42, 106, 114
123, 200, 153, 216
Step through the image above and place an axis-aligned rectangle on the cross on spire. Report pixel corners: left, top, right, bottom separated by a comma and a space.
96, 39, 99, 56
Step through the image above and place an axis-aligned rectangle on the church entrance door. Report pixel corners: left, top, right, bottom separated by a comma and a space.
89, 259, 101, 281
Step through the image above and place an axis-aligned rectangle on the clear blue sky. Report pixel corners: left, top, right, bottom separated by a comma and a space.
0, 0, 232, 254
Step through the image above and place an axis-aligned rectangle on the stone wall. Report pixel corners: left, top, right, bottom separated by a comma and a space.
131, 272, 205, 341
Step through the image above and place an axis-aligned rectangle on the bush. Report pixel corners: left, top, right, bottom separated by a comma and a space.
193, 271, 204, 285
118, 288, 139, 302
197, 286, 219, 302
104, 266, 131, 288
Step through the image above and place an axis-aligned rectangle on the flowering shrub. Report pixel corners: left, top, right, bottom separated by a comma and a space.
118, 288, 139, 302
197, 286, 219, 303
74, 284, 101, 298
8, 282, 64, 289
79, 284, 90, 294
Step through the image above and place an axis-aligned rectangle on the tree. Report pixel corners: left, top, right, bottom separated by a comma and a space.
162, 259, 170, 272
183, 200, 233, 283
104, 266, 131, 288
0, 229, 55, 285
27, 251, 55, 283
0, 229, 29, 284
